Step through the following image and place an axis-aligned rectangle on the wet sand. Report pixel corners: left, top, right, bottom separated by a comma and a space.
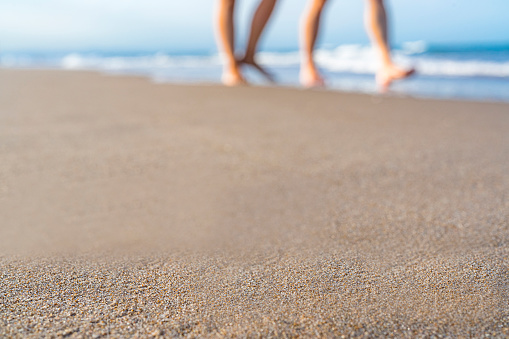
0, 69, 508, 337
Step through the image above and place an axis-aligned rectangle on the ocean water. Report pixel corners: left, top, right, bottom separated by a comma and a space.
2, 42, 509, 102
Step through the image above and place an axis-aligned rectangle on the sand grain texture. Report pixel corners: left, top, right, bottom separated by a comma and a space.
0, 70, 508, 337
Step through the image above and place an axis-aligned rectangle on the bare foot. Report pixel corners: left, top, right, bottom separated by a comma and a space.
300, 66, 325, 88
221, 67, 247, 86
376, 65, 415, 91
239, 57, 275, 83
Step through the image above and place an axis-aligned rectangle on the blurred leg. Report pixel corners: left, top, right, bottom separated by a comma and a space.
240, 0, 278, 82
243, 0, 278, 61
300, 0, 328, 87
215, 0, 246, 85
365, 0, 414, 89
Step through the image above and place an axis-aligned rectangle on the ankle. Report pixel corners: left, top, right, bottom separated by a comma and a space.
225, 63, 240, 74
301, 60, 317, 71
242, 52, 255, 63
380, 59, 397, 70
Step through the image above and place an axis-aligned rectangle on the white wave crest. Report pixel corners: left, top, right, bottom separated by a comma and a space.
413, 59, 509, 77
314, 45, 509, 78
2, 44, 509, 79
60, 53, 221, 71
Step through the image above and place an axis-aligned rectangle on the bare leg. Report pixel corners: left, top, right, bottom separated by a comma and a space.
239, 0, 278, 82
215, 0, 246, 86
365, 0, 414, 89
300, 0, 328, 88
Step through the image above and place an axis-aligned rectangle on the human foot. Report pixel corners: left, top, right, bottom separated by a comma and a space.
221, 67, 247, 86
300, 66, 325, 88
376, 65, 415, 90
239, 57, 275, 83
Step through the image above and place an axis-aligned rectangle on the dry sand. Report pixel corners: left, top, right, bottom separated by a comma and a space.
0, 69, 508, 337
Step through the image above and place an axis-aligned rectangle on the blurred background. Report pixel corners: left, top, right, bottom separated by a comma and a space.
1, 0, 509, 101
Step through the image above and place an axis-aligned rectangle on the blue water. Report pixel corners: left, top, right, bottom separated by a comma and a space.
2, 42, 509, 102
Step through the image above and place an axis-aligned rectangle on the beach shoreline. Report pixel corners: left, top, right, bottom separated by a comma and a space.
5, 65, 509, 104
0, 69, 508, 337
3, 40, 509, 103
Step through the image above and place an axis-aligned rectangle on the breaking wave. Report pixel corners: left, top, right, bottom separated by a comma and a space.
2, 42, 509, 78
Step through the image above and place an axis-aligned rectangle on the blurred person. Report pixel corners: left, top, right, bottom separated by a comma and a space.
300, 0, 415, 89
215, 0, 278, 86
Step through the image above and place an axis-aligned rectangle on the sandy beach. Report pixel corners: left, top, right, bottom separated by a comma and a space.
0, 69, 508, 337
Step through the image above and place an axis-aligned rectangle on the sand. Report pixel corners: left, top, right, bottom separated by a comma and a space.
0, 69, 508, 337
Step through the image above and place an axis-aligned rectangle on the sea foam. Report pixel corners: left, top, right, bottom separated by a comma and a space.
2, 42, 509, 101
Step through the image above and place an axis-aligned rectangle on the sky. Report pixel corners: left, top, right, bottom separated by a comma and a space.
0, 0, 508, 53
